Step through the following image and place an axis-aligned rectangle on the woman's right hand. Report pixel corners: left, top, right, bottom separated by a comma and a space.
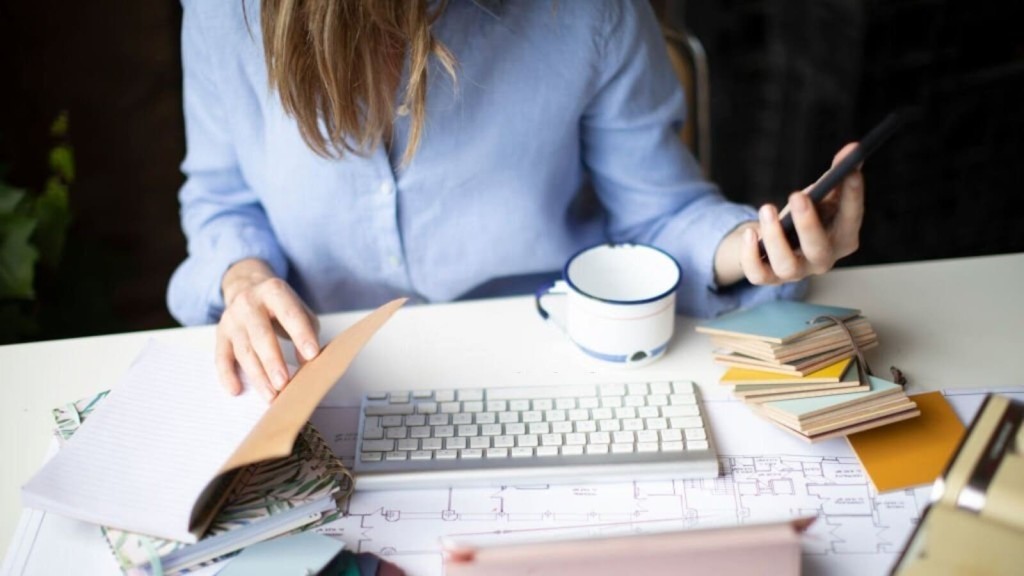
217, 258, 321, 400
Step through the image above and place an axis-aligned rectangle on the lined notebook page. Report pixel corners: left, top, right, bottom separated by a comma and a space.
22, 340, 269, 543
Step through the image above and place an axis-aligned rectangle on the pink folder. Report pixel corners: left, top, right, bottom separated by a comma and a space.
442, 517, 813, 576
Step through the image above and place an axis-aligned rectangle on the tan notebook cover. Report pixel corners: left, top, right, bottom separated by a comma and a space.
892, 394, 1024, 576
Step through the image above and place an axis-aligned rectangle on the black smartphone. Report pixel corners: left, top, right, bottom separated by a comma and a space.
758, 111, 905, 261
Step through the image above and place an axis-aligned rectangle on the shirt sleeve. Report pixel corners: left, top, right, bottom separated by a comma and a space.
581, 0, 806, 318
167, 1, 288, 326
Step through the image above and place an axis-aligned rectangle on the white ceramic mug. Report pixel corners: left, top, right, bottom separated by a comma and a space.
535, 243, 681, 367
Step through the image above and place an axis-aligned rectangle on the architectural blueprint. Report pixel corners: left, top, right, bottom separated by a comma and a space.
308, 392, 948, 576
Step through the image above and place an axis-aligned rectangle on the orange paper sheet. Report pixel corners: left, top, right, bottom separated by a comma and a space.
847, 391, 965, 492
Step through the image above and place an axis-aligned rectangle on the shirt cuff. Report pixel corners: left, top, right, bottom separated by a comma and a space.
167, 225, 289, 325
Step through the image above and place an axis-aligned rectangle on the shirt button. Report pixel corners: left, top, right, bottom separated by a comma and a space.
380, 182, 395, 196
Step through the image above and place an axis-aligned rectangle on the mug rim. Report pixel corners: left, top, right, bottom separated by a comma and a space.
563, 242, 682, 305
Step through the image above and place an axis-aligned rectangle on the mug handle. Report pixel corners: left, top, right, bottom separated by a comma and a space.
535, 279, 568, 325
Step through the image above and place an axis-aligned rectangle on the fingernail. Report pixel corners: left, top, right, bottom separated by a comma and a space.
302, 342, 319, 360
744, 228, 756, 243
759, 204, 773, 222
259, 387, 274, 402
273, 369, 288, 390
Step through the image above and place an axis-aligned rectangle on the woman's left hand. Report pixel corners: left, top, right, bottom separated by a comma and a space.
715, 143, 865, 286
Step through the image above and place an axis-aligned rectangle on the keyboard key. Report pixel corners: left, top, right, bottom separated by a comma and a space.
551, 421, 573, 434
410, 450, 433, 460
397, 439, 419, 451
429, 414, 450, 426
434, 390, 456, 402
649, 382, 672, 395
662, 441, 684, 452
586, 444, 609, 454
600, 396, 623, 408
469, 436, 491, 449
646, 418, 668, 430
637, 442, 660, 453
486, 400, 507, 412
555, 398, 576, 410
481, 424, 502, 436
561, 445, 584, 456
436, 449, 459, 460
613, 431, 634, 444
452, 413, 473, 425
516, 434, 539, 447
511, 447, 534, 458
446, 437, 467, 450
624, 395, 646, 407
457, 389, 484, 401
462, 401, 484, 413
475, 412, 497, 424
532, 399, 553, 411
361, 439, 394, 452
622, 419, 644, 431
672, 381, 695, 393
381, 415, 404, 427
498, 411, 520, 424
385, 427, 408, 439
410, 426, 431, 438
412, 390, 433, 399
662, 405, 699, 417
529, 422, 550, 435
385, 451, 408, 461
611, 443, 634, 454
545, 409, 567, 422
599, 383, 625, 396
457, 425, 478, 437
416, 402, 438, 414
647, 395, 668, 407
687, 440, 710, 451
627, 382, 648, 396
405, 414, 427, 427
537, 446, 559, 457
685, 428, 707, 441
461, 448, 483, 459
504, 422, 526, 436
522, 411, 543, 423
574, 420, 597, 433
361, 451, 382, 462
493, 435, 515, 448
486, 447, 509, 458
589, 432, 611, 444
541, 434, 563, 446
660, 429, 682, 442
434, 425, 455, 438
565, 433, 587, 445
670, 393, 697, 405
440, 402, 461, 414
636, 430, 659, 443
366, 392, 388, 401
422, 438, 443, 451
389, 392, 410, 403
598, 419, 621, 432
365, 404, 415, 416
615, 407, 637, 420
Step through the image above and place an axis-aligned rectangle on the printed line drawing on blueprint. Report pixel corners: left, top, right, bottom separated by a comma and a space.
310, 404, 931, 576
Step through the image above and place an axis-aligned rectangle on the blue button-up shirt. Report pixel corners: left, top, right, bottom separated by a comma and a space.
168, 0, 803, 326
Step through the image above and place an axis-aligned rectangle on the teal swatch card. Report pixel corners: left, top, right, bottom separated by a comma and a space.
764, 375, 902, 420
697, 300, 860, 343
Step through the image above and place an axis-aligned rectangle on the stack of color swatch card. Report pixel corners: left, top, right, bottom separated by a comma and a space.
697, 300, 919, 442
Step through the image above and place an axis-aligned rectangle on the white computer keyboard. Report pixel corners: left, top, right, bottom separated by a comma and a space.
353, 380, 719, 490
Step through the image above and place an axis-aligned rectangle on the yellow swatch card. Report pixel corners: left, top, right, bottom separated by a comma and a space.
722, 357, 852, 386
847, 391, 965, 492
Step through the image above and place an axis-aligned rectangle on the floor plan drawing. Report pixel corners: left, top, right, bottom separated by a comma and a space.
310, 405, 932, 576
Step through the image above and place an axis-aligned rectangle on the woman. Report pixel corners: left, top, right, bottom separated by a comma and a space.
169, 0, 864, 399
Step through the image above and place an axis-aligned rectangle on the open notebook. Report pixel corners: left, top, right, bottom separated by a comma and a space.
21, 298, 404, 543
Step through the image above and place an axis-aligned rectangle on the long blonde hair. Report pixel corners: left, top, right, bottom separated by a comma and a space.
260, 0, 457, 165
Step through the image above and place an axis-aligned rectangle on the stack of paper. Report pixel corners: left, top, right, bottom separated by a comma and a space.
697, 300, 919, 442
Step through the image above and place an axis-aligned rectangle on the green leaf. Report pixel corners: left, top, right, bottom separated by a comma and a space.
0, 185, 27, 215
33, 177, 72, 269
48, 144, 75, 183
50, 111, 69, 138
0, 213, 40, 299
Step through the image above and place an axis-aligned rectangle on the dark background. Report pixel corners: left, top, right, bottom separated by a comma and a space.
1, 0, 1022, 343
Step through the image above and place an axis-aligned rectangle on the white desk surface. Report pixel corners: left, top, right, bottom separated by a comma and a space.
1, 252, 1022, 560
